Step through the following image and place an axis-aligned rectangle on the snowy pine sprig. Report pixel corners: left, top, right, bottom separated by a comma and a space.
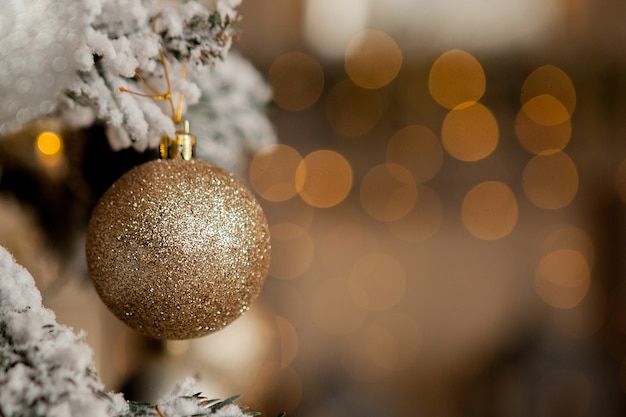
0, 245, 111, 416
119, 389, 270, 417
55, 0, 274, 164
0, 245, 257, 417
155, 1, 237, 70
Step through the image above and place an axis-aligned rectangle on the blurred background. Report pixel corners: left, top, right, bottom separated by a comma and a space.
5, 0, 626, 416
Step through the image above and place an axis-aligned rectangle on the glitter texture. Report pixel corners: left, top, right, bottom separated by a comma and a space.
86, 159, 271, 340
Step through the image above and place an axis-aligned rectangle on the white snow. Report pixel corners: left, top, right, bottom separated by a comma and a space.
0, 246, 110, 417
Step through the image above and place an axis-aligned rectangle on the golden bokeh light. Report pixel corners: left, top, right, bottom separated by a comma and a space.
275, 315, 299, 368
462, 181, 518, 240
521, 64, 576, 117
268, 51, 324, 111
295, 150, 353, 208
326, 79, 385, 137
523, 152, 578, 209
441, 102, 499, 162
429, 49, 486, 109
539, 226, 595, 271
268, 223, 314, 280
515, 105, 572, 155
521, 94, 571, 126
345, 29, 402, 89
537, 226, 602, 338
311, 278, 366, 335
249, 144, 302, 202
348, 252, 406, 311
34, 129, 67, 175
535, 249, 591, 309
36, 131, 63, 156
386, 125, 443, 183
360, 163, 417, 222
388, 184, 443, 243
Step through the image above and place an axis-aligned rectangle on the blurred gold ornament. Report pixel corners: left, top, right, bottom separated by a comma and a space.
86, 123, 271, 339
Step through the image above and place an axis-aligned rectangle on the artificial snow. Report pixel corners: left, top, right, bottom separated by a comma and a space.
0, 245, 110, 417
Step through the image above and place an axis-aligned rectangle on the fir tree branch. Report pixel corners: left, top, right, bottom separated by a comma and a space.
55, 0, 274, 160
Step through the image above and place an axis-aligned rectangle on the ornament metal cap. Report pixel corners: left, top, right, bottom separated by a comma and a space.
160, 120, 196, 160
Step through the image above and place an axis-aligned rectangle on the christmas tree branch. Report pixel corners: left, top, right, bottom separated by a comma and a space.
54, 0, 275, 168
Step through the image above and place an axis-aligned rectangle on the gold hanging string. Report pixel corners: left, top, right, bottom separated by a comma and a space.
119, 13, 196, 160
119, 12, 186, 125
118, 49, 186, 125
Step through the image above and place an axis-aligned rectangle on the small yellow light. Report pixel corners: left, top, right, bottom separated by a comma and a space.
429, 49, 486, 109
521, 65, 576, 117
441, 102, 499, 162
462, 181, 519, 240
535, 249, 591, 309
295, 150, 353, 208
249, 144, 302, 202
522, 151, 578, 209
36, 131, 63, 156
345, 29, 403, 89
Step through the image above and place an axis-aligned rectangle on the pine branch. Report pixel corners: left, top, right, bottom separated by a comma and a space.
54, 0, 275, 160
156, 4, 237, 69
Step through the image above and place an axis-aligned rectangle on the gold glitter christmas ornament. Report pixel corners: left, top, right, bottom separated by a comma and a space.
86, 124, 271, 340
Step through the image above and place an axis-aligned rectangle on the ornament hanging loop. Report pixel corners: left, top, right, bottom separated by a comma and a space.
160, 120, 196, 160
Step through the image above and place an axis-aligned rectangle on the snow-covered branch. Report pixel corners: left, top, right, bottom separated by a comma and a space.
1, 0, 275, 167
53, 0, 275, 165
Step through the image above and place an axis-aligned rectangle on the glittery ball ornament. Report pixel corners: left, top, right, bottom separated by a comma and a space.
86, 151, 271, 340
